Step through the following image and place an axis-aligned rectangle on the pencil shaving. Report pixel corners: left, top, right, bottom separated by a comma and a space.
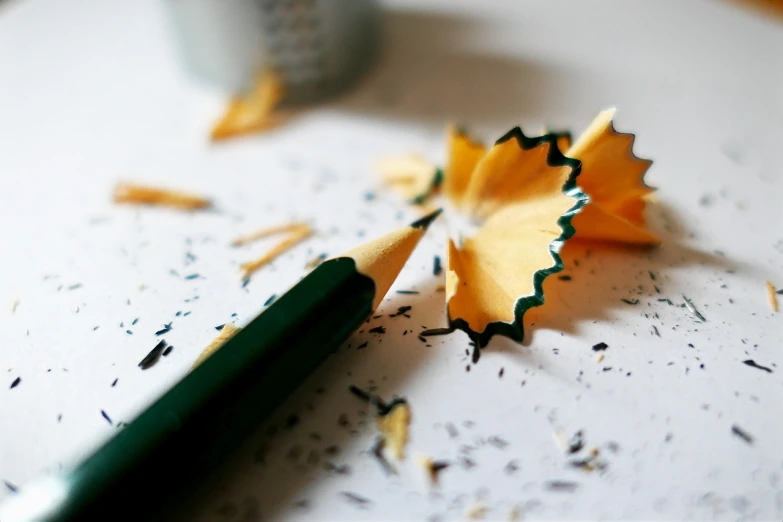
767, 281, 779, 312
191, 323, 241, 370
240, 224, 312, 280
377, 401, 411, 462
232, 222, 310, 247
113, 183, 212, 210
211, 70, 284, 141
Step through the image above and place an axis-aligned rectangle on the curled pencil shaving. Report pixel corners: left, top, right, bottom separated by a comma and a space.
237, 223, 312, 280
113, 183, 212, 210
190, 323, 241, 370
211, 70, 284, 142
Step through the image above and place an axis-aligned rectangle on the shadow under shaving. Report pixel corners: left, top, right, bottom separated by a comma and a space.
334, 9, 578, 132
521, 201, 733, 345
173, 277, 448, 521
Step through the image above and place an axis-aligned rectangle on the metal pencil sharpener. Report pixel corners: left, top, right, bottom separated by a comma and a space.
164, 0, 380, 104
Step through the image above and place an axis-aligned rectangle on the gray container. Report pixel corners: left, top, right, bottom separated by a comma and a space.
164, 0, 380, 103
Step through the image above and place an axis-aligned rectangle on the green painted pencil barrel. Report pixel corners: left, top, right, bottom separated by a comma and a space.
42, 258, 375, 521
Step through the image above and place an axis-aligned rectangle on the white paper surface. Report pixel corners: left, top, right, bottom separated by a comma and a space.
0, 0, 782, 520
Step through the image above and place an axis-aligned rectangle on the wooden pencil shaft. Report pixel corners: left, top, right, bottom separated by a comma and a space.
44, 258, 375, 521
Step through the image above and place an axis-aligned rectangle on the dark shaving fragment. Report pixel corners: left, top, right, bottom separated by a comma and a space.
126, 330, 133, 335
682, 295, 706, 321
131, 318, 139, 326
742, 359, 773, 373
215, 324, 225, 331
111, 378, 118, 387
418, 335, 427, 343
731, 424, 754, 445
396, 290, 419, 295
154, 325, 171, 336
649, 271, 656, 281
357, 341, 368, 350
348, 385, 406, 416
545, 480, 579, 493
68, 283, 82, 291
504, 460, 519, 474
652, 325, 660, 337
4, 481, 18, 493
458, 456, 476, 470
567, 431, 584, 454
340, 492, 371, 508
286, 414, 300, 428
10, 377, 21, 389
558, 275, 572, 281
184, 274, 200, 280
445, 423, 459, 438
389, 306, 412, 318
162, 345, 174, 357
139, 340, 167, 370
433, 256, 442, 276
372, 437, 394, 475
183, 311, 191, 316
101, 410, 113, 425
421, 327, 455, 337
369, 326, 386, 334
499, 367, 504, 378
264, 294, 277, 306
620, 298, 639, 305
487, 436, 508, 449
657, 298, 673, 305
592, 342, 608, 352
777, 289, 783, 295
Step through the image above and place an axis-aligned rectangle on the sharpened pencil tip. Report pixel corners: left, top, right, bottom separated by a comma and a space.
409, 208, 443, 232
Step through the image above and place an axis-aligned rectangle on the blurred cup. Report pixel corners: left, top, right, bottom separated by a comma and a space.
163, 0, 380, 103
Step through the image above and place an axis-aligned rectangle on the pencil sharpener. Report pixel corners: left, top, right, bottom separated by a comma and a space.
164, 0, 381, 104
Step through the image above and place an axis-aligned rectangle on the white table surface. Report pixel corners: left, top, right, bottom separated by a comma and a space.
1, 0, 782, 520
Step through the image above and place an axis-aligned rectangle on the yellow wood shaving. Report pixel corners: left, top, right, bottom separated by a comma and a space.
767, 281, 779, 312
232, 222, 310, 247
113, 183, 211, 210
10, 299, 19, 313
595, 353, 605, 363
190, 323, 241, 370
377, 401, 411, 461
210, 71, 284, 142
240, 225, 312, 280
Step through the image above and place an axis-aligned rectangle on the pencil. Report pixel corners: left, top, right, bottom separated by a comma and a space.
0, 209, 442, 522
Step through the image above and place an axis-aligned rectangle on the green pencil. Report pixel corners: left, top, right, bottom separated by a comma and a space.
0, 209, 442, 522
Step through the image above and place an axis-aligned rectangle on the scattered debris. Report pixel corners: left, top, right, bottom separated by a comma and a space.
743, 359, 773, 373
595, 353, 605, 363
101, 410, 113, 426
544, 480, 579, 493
433, 256, 443, 276
113, 183, 211, 210
389, 306, 412, 318
264, 294, 277, 306
464, 502, 488, 520
9, 377, 21, 389
349, 386, 411, 461
139, 340, 167, 370
10, 299, 19, 313
416, 454, 450, 487
620, 298, 639, 305
682, 294, 706, 321
592, 342, 608, 352
420, 327, 455, 337
340, 492, 372, 509
731, 424, 754, 445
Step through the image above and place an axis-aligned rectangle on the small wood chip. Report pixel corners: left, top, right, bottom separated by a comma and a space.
113, 183, 211, 210
766, 281, 778, 312
10, 299, 19, 313
211, 70, 285, 141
